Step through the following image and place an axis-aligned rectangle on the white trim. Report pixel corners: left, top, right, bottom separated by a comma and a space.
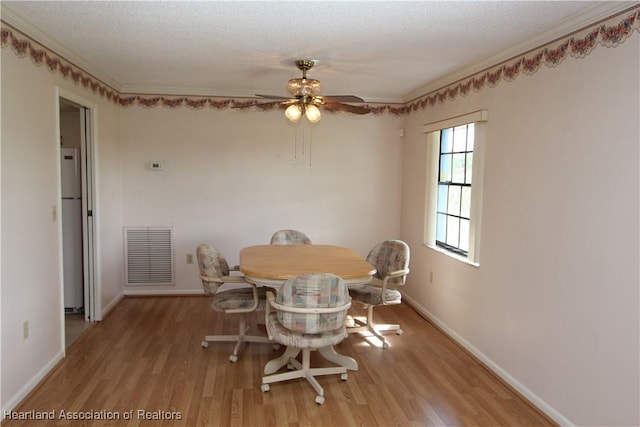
0, 351, 65, 419
56, 87, 103, 322
101, 294, 124, 318
423, 109, 488, 134
423, 111, 487, 264
401, 293, 575, 427
426, 244, 479, 268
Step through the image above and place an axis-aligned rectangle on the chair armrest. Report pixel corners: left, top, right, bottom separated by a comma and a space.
220, 275, 248, 283
381, 268, 409, 286
200, 274, 261, 314
199, 274, 247, 284
199, 274, 224, 284
268, 299, 351, 315
380, 268, 409, 304
225, 277, 261, 314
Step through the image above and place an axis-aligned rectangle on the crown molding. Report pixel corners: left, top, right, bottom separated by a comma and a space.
0, 3, 122, 91
404, 1, 639, 102
117, 85, 404, 104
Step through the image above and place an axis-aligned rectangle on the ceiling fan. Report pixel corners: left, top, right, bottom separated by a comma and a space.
254, 59, 370, 123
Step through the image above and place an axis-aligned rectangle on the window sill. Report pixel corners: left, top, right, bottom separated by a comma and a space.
427, 244, 480, 268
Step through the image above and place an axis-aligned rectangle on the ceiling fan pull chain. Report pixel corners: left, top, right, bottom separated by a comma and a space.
309, 128, 313, 168
293, 127, 297, 164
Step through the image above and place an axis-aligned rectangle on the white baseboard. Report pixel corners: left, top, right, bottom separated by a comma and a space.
123, 288, 205, 296
1, 350, 65, 420
401, 293, 574, 427
101, 293, 124, 319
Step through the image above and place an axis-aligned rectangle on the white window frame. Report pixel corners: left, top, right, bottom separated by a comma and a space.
423, 110, 488, 266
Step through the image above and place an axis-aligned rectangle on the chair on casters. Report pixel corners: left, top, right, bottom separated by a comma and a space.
260, 272, 353, 405
196, 244, 272, 362
347, 240, 410, 349
269, 229, 312, 245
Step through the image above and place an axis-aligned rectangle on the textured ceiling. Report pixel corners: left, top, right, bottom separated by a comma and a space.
2, 1, 632, 103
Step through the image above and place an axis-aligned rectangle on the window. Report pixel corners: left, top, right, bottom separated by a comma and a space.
436, 124, 474, 255
423, 110, 487, 265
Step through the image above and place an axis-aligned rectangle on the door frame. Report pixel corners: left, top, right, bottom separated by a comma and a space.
56, 88, 101, 334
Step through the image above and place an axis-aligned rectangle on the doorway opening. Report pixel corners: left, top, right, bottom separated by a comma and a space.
59, 96, 97, 348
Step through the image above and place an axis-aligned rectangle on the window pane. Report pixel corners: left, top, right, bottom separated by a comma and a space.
466, 124, 475, 151
453, 125, 467, 152
446, 216, 460, 247
436, 213, 447, 242
459, 219, 470, 252
461, 186, 471, 218
452, 153, 466, 183
433, 120, 477, 257
440, 154, 452, 182
441, 128, 453, 153
447, 185, 461, 216
437, 185, 448, 213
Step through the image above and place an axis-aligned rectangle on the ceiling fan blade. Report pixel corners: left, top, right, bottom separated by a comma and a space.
232, 99, 297, 109
320, 95, 365, 103
322, 101, 370, 115
255, 94, 292, 100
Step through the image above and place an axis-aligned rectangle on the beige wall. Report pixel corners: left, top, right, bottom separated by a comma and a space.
1, 50, 123, 411
0, 41, 404, 411
400, 31, 639, 426
119, 107, 404, 293
2, 9, 640, 426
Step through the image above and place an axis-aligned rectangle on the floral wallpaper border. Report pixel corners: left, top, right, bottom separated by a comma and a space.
1, 5, 638, 116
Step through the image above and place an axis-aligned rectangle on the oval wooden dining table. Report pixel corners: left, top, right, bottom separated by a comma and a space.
240, 244, 376, 287
239, 244, 376, 372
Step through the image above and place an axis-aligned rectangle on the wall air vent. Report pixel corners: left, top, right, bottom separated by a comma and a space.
124, 227, 174, 286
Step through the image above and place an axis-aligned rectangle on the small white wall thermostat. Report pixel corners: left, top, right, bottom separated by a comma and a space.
148, 161, 164, 171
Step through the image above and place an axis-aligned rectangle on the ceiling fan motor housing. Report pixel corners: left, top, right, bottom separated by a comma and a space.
287, 78, 321, 97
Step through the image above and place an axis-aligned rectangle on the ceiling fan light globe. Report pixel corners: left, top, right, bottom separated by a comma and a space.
305, 104, 321, 123
285, 104, 302, 122
287, 78, 322, 97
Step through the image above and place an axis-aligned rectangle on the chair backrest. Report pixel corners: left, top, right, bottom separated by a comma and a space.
366, 240, 410, 285
276, 273, 349, 334
270, 229, 312, 245
196, 244, 231, 295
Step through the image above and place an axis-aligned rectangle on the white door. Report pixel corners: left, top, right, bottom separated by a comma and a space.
59, 94, 99, 324
80, 107, 97, 321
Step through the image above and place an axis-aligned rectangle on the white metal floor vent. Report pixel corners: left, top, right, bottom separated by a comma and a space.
124, 227, 174, 286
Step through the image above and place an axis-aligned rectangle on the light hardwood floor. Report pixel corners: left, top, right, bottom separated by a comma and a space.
4, 297, 556, 426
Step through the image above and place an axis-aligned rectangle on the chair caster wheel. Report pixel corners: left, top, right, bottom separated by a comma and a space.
315, 395, 325, 405
340, 373, 348, 381
272, 344, 280, 351
261, 384, 270, 392
382, 341, 390, 349
396, 329, 404, 335
229, 354, 238, 363
286, 363, 294, 370
201, 341, 209, 348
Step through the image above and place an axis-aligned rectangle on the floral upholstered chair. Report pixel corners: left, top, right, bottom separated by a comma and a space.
269, 229, 312, 245
260, 272, 352, 405
197, 244, 272, 362
347, 240, 410, 349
